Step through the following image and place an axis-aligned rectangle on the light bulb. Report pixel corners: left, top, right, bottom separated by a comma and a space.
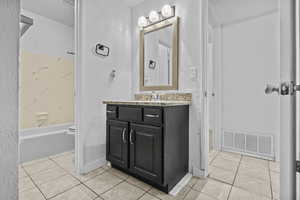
149, 11, 160, 23
161, 4, 173, 18
138, 16, 148, 27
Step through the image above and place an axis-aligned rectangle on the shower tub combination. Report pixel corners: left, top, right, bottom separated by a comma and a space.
19, 123, 75, 163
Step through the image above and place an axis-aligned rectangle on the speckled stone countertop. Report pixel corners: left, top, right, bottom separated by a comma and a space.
102, 100, 191, 107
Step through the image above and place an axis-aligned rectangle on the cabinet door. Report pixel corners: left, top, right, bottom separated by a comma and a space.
130, 123, 162, 184
106, 120, 128, 169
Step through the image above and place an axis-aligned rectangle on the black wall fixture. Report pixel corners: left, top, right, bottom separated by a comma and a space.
95, 43, 110, 57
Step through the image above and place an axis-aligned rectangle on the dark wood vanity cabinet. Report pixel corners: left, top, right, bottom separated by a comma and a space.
106, 104, 189, 193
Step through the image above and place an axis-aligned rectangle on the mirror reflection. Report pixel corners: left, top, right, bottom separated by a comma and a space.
144, 25, 173, 86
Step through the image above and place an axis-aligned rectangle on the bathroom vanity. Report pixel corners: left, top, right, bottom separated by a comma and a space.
103, 100, 189, 193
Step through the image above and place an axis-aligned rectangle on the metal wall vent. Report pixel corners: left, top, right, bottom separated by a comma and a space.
222, 130, 274, 159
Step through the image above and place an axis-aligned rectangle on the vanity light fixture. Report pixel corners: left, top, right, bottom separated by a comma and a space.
138, 4, 175, 28
138, 16, 148, 27
161, 4, 173, 18
149, 10, 160, 23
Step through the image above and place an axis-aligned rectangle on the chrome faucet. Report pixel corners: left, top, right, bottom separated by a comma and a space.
151, 91, 160, 101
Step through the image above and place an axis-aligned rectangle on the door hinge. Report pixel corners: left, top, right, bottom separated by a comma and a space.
297, 160, 300, 173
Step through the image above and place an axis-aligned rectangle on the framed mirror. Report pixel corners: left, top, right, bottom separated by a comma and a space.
140, 17, 179, 91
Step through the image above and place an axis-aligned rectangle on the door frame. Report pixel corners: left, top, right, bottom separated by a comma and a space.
201, 0, 298, 198
74, 0, 84, 174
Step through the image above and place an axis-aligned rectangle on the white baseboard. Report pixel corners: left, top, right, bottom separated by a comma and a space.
192, 166, 206, 177
169, 173, 192, 196
82, 156, 107, 174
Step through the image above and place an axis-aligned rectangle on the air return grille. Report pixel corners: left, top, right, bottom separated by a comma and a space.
222, 130, 274, 159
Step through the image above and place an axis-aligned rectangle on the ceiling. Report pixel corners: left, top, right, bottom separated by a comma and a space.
122, 0, 145, 7
209, 0, 278, 26
21, 0, 74, 27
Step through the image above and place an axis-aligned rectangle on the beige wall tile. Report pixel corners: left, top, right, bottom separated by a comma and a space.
19, 51, 74, 129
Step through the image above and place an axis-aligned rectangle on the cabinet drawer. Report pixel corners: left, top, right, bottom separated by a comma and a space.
144, 108, 162, 124
107, 105, 118, 119
119, 106, 142, 122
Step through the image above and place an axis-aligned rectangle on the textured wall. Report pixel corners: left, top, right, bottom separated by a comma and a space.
19, 51, 74, 129
79, 0, 132, 170
0, 0, 19, 199
20, 9, 75, 129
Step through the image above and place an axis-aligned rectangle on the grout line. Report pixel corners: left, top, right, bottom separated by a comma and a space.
22, 165, 48, 200
268, 161, 274, 200
137, 192, 148, 200
48, 156, 103, 198
226, 154, 243, 200
47, 182, 81, 200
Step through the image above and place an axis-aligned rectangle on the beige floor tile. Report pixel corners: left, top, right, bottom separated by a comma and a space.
49, 151, 74, 159
270, 172, 280, 199
51, 156, 75, 173
19, 177, 35, 192
187, 177, 200, 188
269, 161, 280, 173
238, 164, 269, 181
51, 184, 97, 200
126, 176, 152, 191
85, 172, 123, 195
23, 159, 57, 175
229, 187, 270, 200
73, 167, 106, 182
185, 190, 217, 200
30, 166, 67, 185
211, 157, 239, 172
19, 187, 45, 200
139, 193, 160, 200
19, 166, 28, 179
218, 152, 241, 162
38, 174, 80, 199
107, 168, 129, 180
201, 179, 231, 200
209, 150, 219, 164
192, 178, 208, 192
234, 173, 271, 198
101, 181, 145, 200
241, 156, 269, 169
208, 166, 236, 184
22, 157, 49, 167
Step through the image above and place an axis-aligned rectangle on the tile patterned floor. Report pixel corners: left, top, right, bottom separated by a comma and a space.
19, 151, 280, 200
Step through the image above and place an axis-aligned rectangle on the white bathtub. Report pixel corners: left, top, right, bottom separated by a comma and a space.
19, 123, 75, 163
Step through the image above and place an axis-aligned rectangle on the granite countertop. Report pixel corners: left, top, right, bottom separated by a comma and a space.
102, 100, 191, 107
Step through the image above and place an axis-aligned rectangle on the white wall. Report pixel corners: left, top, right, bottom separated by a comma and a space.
20, 9, 74, 59
131, 0, 203, 174
79, 0, 132, 171
0, 0, 19, 199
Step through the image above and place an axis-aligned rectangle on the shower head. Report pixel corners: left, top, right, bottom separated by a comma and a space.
20, 15, 33, 37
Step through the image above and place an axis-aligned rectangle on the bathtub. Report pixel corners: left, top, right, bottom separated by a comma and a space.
19, 123, 75, 163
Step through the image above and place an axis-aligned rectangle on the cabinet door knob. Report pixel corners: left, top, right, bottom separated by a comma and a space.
122, 128, 127, 143
129, 129, 134, 144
